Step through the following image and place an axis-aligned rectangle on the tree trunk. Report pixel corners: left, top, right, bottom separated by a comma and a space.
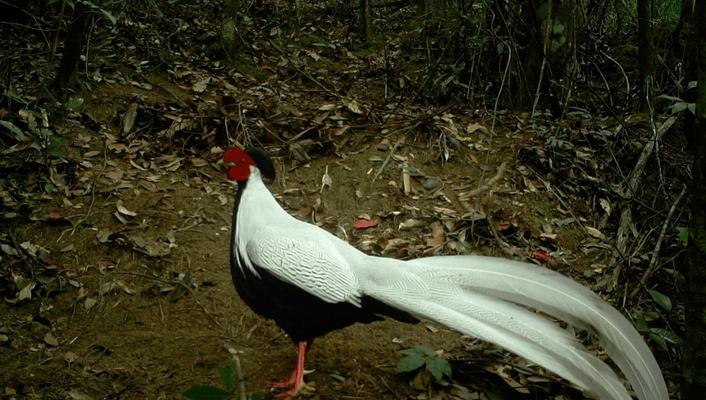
417, 0, 426, 16
517, 0, 577, 113
359, 0, 372, 43
637, 0, 653, 111
223, 0, 245, 57
683, 1, 706, 398
51, 2, 90, 92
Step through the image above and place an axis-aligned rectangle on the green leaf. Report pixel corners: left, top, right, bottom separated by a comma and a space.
648, 289, 672, 312
65, 97, 84, 111
425, 357, 452, 383
551, 21, 565, 35
0, 120, 30, 141
633, 309, 648, 332
44, 182, 56, 193
401, 346, 435, 358
219, 362, 236, 392
182, 386, 231, 400
48, 136, 67, 159
661, 268, 685, 284
676, 226, 689, 246
649, 328, 682, 345
648, 332, 668, 352
657, 94, 683, 102
222, 20, 236, 42
79, 0, 116, 24
670, 101, 688, 114
396, 352, 426, 374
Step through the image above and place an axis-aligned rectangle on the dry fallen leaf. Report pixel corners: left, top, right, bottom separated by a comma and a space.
67, 389, 94, 400
319, 103, 336, 111
18, 282, 36, 301
192, 77, 210, 93
96, 229, 113, 243
353, 219, 379, 229
84, 297, 98, 311
427, 221, 445, 248
64, 351, 79, 364
117, 281, 136, 295
466, 122, 490, 135
599, 198, 612, 215
305, 49, 321, 61
586, 226, 606, 240
44, 332, 59, 347
320, 165, 332, 193
116, 200, 137, 217
191, 158, 208, 167
104, 169, 124, 183
343, 98, 363, 114
99, 281, 115, 296
399, 218, 426, 230
122, 103, 138, 134
1, 243, 19, 256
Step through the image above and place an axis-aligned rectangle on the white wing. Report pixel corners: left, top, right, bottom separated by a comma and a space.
245, 225, 362, 306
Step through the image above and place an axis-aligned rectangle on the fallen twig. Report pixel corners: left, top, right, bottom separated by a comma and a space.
630, 185, 687, 299
371, 139, 403, 183
458, 162, 507, 200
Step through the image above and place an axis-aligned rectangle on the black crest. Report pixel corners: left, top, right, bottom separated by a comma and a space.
245, 147, 276, 182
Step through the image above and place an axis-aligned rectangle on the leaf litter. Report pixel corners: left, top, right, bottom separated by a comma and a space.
0, 2, 685, 399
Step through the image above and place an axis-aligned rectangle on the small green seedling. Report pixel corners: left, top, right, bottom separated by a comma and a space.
634, 309, 682, 353
182, 362, 261, 400
396, 346, 452, 389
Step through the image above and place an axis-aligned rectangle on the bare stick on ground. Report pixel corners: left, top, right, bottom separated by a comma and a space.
609, 116, 676, 290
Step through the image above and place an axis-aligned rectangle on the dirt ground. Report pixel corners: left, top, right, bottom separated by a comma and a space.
0, 2, 681, 400
0, 125, 609, 400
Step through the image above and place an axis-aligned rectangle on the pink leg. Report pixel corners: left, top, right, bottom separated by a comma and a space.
268, 341, 311, 399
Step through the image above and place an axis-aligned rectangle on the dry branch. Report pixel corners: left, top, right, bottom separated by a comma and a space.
609, 116, 676, 290
458, 162, 507, 200
630, 184, 687, 298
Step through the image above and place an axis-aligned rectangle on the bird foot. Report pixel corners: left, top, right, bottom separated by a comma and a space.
273, 382, 314, 400
267, 369, 314, 389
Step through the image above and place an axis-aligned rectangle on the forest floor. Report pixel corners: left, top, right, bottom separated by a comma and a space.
0, 2, 684, 400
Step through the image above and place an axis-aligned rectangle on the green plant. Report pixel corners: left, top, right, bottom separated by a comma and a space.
676, 226, 689, 246
47, 0, 116, 24
182, 362, 261, 400
658, 81, 698, 115
634, 309, 682, 353
396, 346, 452, 388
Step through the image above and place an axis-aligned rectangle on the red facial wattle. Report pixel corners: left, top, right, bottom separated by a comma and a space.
223, 147, 255, 182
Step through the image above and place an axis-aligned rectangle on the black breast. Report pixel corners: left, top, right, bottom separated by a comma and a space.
230, 258, 391, 342
228, 182, 417, 343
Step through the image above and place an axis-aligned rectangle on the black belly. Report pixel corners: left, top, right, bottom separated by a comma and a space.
230, 254, 418, 343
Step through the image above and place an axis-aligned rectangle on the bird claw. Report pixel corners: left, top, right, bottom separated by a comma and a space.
273, 382, 314, 399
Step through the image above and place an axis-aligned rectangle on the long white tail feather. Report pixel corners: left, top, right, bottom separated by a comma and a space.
360, 256, 668, 400
366, 282, 630, 400
401, 256, 667, 400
